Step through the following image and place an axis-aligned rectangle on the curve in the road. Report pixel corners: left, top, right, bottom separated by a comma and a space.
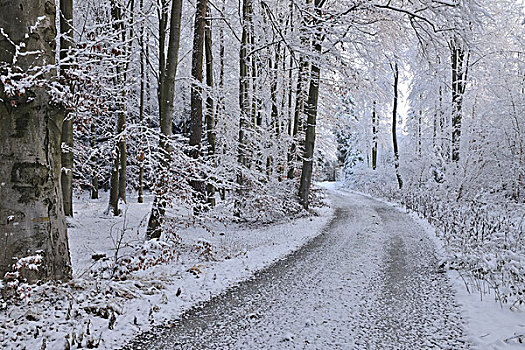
125, 191, 469, 350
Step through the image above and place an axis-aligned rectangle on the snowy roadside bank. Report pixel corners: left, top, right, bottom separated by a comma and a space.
0, 192, 334, 350
327, 183, 525, 349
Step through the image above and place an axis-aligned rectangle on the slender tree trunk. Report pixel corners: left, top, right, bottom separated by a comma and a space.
109, 0, 130, 208
189, 0, 208, 205
189, 0, 208, 153
158, 0, 168, 121
138, 0, 146, 204
147, 0, 183, 239
287, 57, 308, 180
109, 149, 120, 216
117, 101, 127, 202
298, 32, 322, 209
90, 122, 99, 199
60, 0, 74, 217
0, 0, 72, 282
392, 62, 403, 189
418, 107, 422, 157
238, 0, 251, 171
204, 10, 216, 206
372, 101, 378, 170
450, 38, 469, 162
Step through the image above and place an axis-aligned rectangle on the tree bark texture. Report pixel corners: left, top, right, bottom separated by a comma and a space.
189, 0, 208, 152
298, 43, 321, 209
204, 11, 216, 206
238, 0, 252, 171
392, 63, 403, 190
450, 38, 469, 162
138, 0, 146, 204
298, 0, 323, 209
372, 101, 378, 170
147, 0, 183, 239
204, 14, 215, 157
59, 0, 74, 217
0, 0, 72, 281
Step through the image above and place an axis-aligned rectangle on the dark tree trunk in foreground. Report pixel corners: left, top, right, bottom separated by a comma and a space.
147, 0, 183, 239
0, 0, 72, 282
60, 0, 74, 217
392, 62, 403, 190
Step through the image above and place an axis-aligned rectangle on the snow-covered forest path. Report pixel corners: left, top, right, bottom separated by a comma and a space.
126, 191, 469, 349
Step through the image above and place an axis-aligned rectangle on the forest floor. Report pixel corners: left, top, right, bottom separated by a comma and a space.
0, 191, 333, 350
2, 186, 525, 349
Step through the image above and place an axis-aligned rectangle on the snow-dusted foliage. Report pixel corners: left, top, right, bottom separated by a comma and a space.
338, 0, 525, 309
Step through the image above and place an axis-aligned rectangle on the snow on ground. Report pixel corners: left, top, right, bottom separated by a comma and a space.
129, 188, 467, 349
411, 213, 525, 349
327, 183, 525, 349
0, 191, 333, 350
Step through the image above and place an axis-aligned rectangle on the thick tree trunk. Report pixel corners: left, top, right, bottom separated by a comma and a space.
0, 0, 72, 282
60, 0, 74, 217
392, 63, 403, 190
147, 0, 183, 239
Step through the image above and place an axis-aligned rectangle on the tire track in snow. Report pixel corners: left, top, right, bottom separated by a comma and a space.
125, 191, 469, 349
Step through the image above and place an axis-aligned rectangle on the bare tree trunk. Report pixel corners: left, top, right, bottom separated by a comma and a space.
138, 0, 146, 204
418, 106, 422, 157
238, 0, 251, 171
60, 0, 74, 217
204, 10, 216, 206
188, 0, 208, 206
189, 0, 208, 155
0, 0, 72, 282
287, 57, 308, 180
392, 62, 403, 189
109, 0, 132, 209
147, 0, 183, 239
287, 5, 311, 180
158, 0, 168, 121
450, 38, 469, 162
109, 149, 120, 216
298, 35, 321, 209
372, 101, 378, 170
90, 122, 99, 199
